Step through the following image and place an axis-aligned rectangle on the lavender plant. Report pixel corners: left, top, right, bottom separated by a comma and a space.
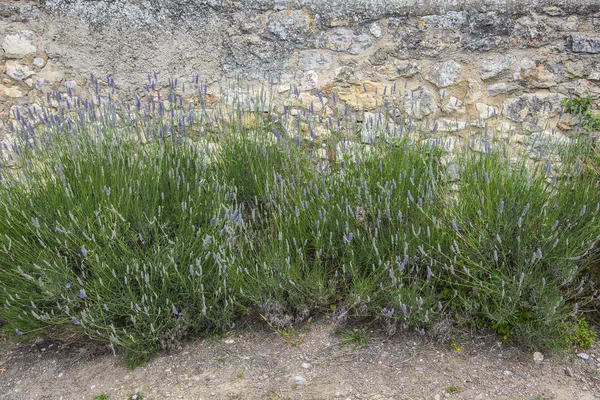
0, 76, 598, 365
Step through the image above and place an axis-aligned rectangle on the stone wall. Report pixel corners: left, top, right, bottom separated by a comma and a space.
1, 0, 600, 158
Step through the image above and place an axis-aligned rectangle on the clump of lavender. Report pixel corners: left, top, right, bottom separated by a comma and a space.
0, 75, 598, 365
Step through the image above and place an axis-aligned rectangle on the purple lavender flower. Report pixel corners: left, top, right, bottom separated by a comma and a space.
452, 220, 459, 232
273, 129, 281, 141
438, 302, 443, 311
15, 329, 22, 336
426, 266, 433, 279
172, 306, 179, 315
419, 329, 425, 336
189, 265, 195, 276
66, 283, 71, 289
402, 304, 407, 313
71, 317, 79, 325
347, 233, 354, 242
81, 245, 88, 258
79, 289, 86, 299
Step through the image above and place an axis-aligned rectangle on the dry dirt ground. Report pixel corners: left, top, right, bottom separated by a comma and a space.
0, 316, 599, 400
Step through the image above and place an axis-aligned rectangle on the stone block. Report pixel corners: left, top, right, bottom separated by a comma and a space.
570, 34, 600, 53
426, 60, 461, 88
2, 30, 36, 58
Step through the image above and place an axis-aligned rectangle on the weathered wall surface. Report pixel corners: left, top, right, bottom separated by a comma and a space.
1, 0, 600, 157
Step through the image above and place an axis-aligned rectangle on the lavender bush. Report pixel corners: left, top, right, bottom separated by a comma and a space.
0, 76, 598, 365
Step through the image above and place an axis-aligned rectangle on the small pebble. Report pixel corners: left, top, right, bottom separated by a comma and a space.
433, 395, 441, 400
565, 367, 574, 377
295, 376, 306, 385
301, 363, 310, 369
533, 351, 544, 364
577, 353, 590, 360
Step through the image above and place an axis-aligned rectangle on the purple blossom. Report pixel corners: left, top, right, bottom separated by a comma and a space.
15, 329, 22, 336
419, 329, 425, 336
347, 233, 354, 242
452, 220, 459, 232
189, 265, 195, 275
426, 266, 433, 279
79, 289, 86, 299
71, 317, 79, 325
172, 306, 179, 315
66, 283, 71, 288
438, 302, 443, 311
402, 304, 407, 313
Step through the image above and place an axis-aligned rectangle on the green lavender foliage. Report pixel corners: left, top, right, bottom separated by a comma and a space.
0, 79, 598, 364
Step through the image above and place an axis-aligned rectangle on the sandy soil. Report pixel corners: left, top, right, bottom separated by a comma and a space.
0, 316, 599, 400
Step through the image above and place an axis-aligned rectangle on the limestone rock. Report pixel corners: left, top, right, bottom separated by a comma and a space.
0, 84, 24, 98
435, 119, 468, 132
335, 81, 385, 111
426, 61, 461, 88
478, 54, 516, 80
513, 58, 557, 88
420, 12, 468, 29
301, 70, 319, 90
267, 10, 314, 41
570, 34, 600, 53
369, 22, 382, 38
503, 94, 563, 123
475, 103, 499, 119
2, 30, 36, 58
5, 60, 35, 81
526, 131, 571, 160
299, 51, 333, 71
442, 96, 466, 114
487, 83, 508, 96
318, 28, 372, 54
377, 59, 421, 80
32, 57, 45, 68
403, 86, 437, 119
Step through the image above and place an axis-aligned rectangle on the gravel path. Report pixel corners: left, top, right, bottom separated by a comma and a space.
0, 317, 599, 400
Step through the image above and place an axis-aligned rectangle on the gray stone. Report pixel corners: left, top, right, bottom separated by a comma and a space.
435, 119, 468, 132
403, 86, 437, 119
369, 22, 382, 38
393, 60, 421, 78
35, 77, 51, 90
2, 30, 36, 58
299, 51, 333, 71
478, 54, 516, 80
32, 57, 45, 68
267, 10, 314, 41
442, 96, 466, 114
5, 60, 35, 80
570, 34, 600, 53
421, 12, 468, 29
503, 93, 563, 122
487, 83, 508, 96
533, 351, 544, 364
475, 103, 499, 119
470, 136, 493, 153
589, 71, 600, 81
294, 375, 306, 385
465, 36, 502, 52
426, 61, 461, 88
526, 131, 571, 160
318, 28, 372, 54
578, 353, 590, 360
514, 58, 557, 88
64, 80, 77, 90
